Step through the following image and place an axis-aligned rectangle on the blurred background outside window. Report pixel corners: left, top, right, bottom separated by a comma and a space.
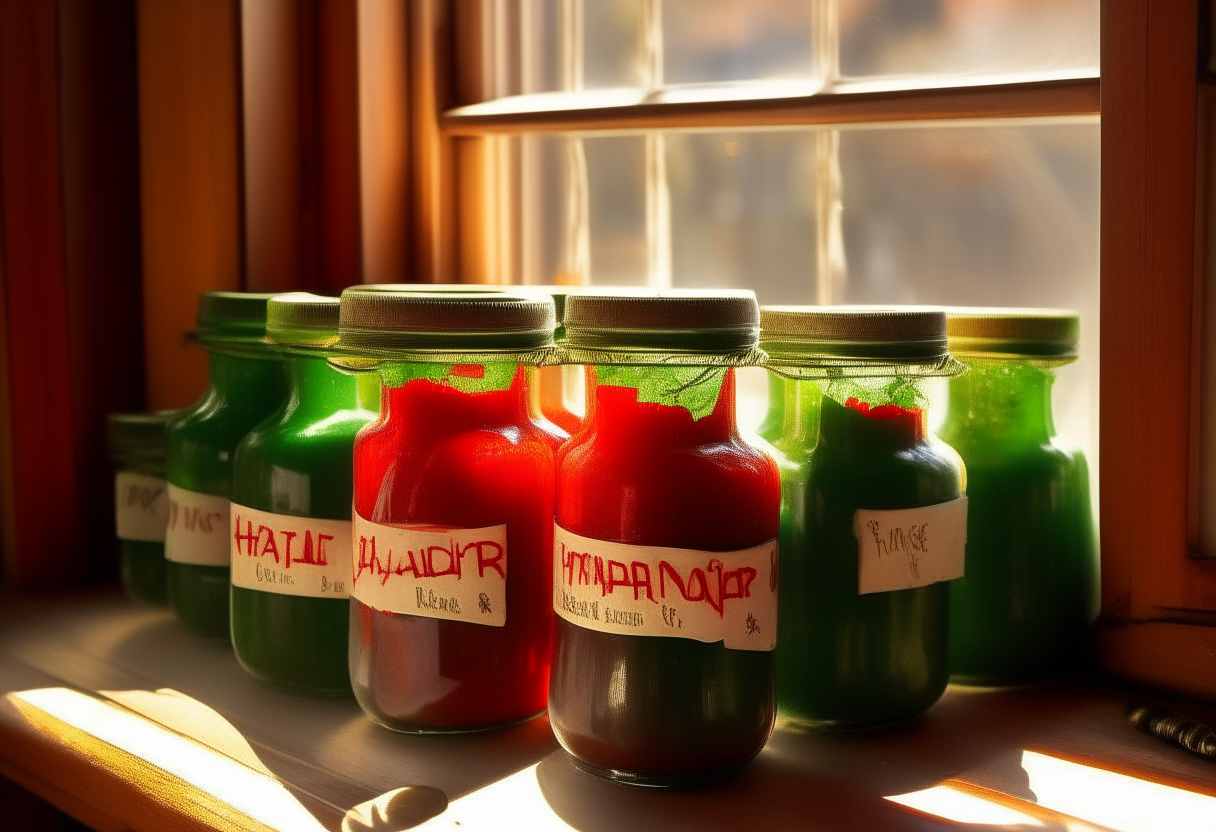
458, 0, 1100, 478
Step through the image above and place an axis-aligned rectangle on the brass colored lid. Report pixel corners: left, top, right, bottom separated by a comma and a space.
945, 308, 1080, 359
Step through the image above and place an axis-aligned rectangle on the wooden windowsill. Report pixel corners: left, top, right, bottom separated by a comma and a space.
1, 589, 1214, 831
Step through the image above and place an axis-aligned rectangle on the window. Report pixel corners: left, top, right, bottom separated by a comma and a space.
432, 0, 1100, 443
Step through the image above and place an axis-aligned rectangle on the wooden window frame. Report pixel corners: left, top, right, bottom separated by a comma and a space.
404, 1, 1216, 699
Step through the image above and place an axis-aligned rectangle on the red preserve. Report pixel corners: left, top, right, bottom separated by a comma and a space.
335, 289, 564, 732
548, 290, 780, 786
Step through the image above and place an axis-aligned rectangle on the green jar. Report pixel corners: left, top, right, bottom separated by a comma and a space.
165, 292, 288, 638
229, 293, 379, 696
940, 310, 1097, 685
109, 411, 176, 606
762, 306, 967, 730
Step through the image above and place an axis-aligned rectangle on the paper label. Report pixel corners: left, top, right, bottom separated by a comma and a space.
165, 484, 231, 566
230, 504, 352, 599
351, 511, 508, 627
553, 524, 778, 651
854, 496, 968, 594
114, 472, 169, 542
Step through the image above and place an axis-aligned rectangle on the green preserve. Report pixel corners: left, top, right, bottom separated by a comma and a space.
762, 306, 967, 729
165, 292, 288, 638
940, 309, 1097, 684
230, 293, 378, 695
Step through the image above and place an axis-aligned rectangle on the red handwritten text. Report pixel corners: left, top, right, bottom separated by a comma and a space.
232, 512, 333, 569
355, 534, 506, 586
558, 543, 757, 618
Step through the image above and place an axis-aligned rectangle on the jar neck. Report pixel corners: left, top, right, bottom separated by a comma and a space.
779, 377, 821, 445
943, 360, 1056, 446
586, 366, 738, 445
817, 380, 930, 452
379, 363, 533, 428
284, 356, 379, 419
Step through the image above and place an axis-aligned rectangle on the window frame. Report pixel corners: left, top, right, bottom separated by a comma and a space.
405, 0, 1216, 698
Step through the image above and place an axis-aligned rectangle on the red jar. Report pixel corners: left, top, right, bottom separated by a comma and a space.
547, 291, 780, 786
337, 289, 563, 733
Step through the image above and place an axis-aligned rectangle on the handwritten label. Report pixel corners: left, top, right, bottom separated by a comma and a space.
553, 524, 778, 651
230, 504, 352, 599
854, 496, 968, 594
114, 472, 169, 542
351, 511, 508, 627
165, 484, 231, 566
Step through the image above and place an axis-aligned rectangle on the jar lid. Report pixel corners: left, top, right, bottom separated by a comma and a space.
945, 308, 1080, 360
108, 410, 176, 464
760, 305, 964, 377
266, 292, 340, 349
334, 288, 556, 363
517, 285, 656, 340
559, 289, 761, 364
195, 291, 277, 350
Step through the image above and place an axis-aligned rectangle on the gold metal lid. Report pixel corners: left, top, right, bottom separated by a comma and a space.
945, 307, 1080, 360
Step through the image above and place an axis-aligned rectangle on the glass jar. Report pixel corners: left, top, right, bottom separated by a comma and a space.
165, 292, 288, 638
548, 291, 780, 787
336, 289, 563, 732
762, 306, 967, 730
940, 309, 1097, 684
109, 410, 177, 606
229, 293, 379, 696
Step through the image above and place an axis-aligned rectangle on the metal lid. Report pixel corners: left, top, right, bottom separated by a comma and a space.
761, 305, 949, 360
336, 288, 556, 357
562, 289, 759, 355
266, 292, 340, 348
108, 410, 177, 465
945, 307, 1080, 360
517, 285, 656, 339
759, 305, 965, 378
195, 291, 277, 347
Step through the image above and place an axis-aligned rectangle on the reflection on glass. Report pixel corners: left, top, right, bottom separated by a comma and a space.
838, 0, 1099, 80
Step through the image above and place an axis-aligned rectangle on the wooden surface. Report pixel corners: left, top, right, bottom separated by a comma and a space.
1, 591, 1215, 831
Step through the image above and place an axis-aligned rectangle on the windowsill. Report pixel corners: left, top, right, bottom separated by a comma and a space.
1, 589, 1214, 831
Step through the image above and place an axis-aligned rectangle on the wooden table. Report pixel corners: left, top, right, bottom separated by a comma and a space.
1, 589, 1213, 831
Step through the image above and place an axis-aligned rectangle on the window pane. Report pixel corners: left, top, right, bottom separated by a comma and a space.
584, 135, 649, 284
839, 0, 1100, 80
836, 120, 1100, 470
667, 131, 817, 303
583, 0, 646, 89
662, 0, 816, 86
